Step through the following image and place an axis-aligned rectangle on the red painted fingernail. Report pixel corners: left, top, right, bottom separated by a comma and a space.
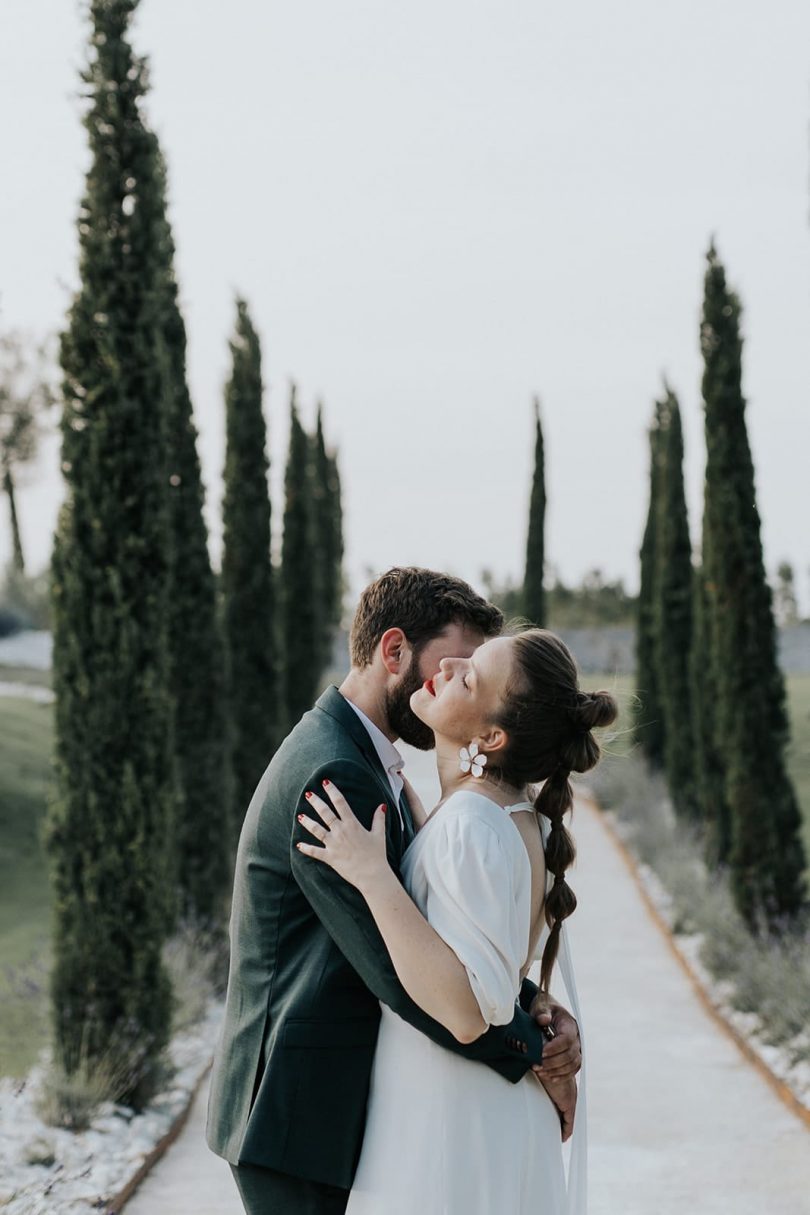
322, 779, 330, 787
297, 813, 304, 822
305, 791, 313, 800
381, 804, 387, 814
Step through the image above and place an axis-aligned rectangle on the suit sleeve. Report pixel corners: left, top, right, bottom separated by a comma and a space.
289, 758, 543, 1080
520, 975, 539, 1012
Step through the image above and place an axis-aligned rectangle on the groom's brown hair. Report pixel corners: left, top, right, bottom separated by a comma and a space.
350, 567, 503, 667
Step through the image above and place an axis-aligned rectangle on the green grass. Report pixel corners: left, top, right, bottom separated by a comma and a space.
0, 664, 52, 689
0, 696, 54, 1076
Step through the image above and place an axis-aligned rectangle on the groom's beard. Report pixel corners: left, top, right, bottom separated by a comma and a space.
386, 658, 436, 751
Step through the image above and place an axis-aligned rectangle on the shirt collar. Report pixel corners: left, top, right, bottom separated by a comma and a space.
343, 695, 404, 777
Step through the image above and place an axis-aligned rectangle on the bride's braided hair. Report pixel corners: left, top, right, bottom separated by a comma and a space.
492, 629, 617, 992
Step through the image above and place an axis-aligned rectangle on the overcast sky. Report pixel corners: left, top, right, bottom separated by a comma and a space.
2, 0, 809, 608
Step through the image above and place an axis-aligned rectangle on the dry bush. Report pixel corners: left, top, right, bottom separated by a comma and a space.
36, 1021, 162, 1130
162, 917, 225, 1034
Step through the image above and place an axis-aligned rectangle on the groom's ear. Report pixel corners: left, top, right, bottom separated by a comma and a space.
379, 627, 410, 675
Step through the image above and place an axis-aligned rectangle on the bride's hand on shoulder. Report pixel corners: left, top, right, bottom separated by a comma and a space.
296, 779, 392, 894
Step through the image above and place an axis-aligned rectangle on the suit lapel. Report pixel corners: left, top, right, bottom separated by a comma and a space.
315, 686, 406, 858
398, 786, 416, 847
315, 686, 391, 788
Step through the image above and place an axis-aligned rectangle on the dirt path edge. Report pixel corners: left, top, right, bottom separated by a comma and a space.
111, 1061, 214, 1213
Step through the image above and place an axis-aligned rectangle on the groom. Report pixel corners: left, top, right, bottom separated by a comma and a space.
206, 567, 582, 1214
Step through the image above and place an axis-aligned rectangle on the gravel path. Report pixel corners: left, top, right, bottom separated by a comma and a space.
125, 1076, 239, 1215
571, 794, 809, 1215
126, 747, 810, 1214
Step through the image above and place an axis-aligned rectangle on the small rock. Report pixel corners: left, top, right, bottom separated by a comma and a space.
22, 1134, 57, 1167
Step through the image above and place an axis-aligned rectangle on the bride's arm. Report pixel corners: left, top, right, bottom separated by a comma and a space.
297, 782, 487, 1044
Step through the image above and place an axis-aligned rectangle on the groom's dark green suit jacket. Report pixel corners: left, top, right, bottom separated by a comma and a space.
206, 686, 544, 1190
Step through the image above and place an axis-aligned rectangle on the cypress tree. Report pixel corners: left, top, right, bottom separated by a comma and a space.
700, 242, 807, 926
633, 403, 666, 766
45, 0, 174, 1104
522, 396, 546, 627
653, 385, 699, 818
690, 563, 729, 862
309, 404, 343, 672
221, 298, 278, 838
773, 562, 799, 627
157, 153, 231, 928
281, 385, 319, 728
326, 439, 344, 637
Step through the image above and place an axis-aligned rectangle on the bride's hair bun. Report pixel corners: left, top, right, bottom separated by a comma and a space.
561, 690, 617, 773
573, 689, 617, 733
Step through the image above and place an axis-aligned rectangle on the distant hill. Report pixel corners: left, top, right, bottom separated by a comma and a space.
3, 623, 810, 681
555, 623, 810, 676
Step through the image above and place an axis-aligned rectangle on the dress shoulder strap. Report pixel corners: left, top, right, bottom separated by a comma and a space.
504, 800, 535, 814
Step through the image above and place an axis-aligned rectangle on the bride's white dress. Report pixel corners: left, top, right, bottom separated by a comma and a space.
346, 788, 587, 1215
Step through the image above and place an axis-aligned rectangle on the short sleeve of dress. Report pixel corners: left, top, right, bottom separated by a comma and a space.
421, 798, 531, 1027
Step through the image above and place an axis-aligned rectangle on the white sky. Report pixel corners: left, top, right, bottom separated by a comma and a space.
1, 0, 809, 607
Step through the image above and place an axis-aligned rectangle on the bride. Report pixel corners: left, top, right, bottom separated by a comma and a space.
297, 627, 617, 1214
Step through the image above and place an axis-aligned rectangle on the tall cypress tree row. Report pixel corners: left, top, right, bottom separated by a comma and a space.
221, 298, 278, 839
309, 404, 343, 672
690, 563, 729, 862
157, 153, 231, 928
522, 396, 546, 626
633, 403, 666, 766
653, 386, 698, 818
46, 0, 174, 1104
281, 385, 319, 728
700, 242, 806, 926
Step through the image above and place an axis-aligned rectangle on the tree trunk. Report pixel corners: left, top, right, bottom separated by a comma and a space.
2, 465, 25, 573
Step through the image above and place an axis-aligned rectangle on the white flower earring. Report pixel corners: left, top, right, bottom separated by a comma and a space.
459, 741, 488, 778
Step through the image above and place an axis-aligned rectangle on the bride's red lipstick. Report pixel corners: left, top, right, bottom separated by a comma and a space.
424, 677, 436, 697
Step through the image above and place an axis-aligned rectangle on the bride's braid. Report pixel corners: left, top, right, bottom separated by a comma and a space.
493, 632, 617, 992
534, 767, 577, 992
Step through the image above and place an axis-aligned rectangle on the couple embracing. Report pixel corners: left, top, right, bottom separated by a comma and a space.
206, 567, 617, 1214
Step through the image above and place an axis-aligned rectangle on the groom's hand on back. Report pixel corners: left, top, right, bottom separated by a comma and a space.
530, 1000, 581, 1080
529, 999, 581, 1142
532, 1071, 578, 1142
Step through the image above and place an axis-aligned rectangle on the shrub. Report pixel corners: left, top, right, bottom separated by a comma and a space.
0, 564, 52, 632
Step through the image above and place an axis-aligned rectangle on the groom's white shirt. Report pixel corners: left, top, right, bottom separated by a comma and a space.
343, 694, 406, 829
